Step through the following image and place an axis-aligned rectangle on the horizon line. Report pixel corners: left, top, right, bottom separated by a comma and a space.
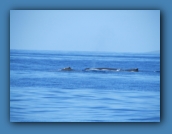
10, 48, 160, 54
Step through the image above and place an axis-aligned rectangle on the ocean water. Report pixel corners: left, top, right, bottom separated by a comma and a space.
10, 50, 160, 122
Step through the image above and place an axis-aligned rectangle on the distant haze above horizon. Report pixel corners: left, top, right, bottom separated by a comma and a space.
10, 10, 160, 53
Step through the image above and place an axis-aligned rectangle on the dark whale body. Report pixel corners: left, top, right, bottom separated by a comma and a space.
61, 67, 138, 72
124, 68, 139, 72
61, 67, 73, 71
84, 68, 138, 72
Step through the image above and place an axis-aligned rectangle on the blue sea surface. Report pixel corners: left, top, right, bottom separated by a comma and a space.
10, 50, 160, 122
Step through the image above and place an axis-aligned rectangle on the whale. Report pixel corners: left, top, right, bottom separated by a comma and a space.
61, 67, 139, 72
124, 68, 138, 72
83, 68, 139, 72
61, 67, 73, 71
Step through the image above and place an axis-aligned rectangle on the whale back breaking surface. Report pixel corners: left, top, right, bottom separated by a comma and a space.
61, 67, 73, 71
61, 67, 139, 72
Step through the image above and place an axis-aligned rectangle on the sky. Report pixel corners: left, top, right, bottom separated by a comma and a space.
10, 10, 160, 53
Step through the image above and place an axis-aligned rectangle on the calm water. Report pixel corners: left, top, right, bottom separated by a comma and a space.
10, 50, 160, 122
